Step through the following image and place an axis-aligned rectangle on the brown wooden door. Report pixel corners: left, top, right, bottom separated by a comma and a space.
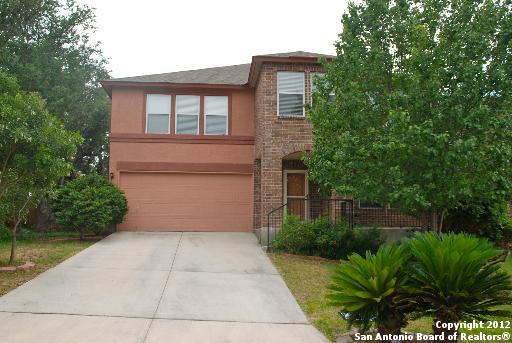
286, 172, 307, 219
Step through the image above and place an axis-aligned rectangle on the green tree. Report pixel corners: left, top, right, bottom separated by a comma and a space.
1, 184, 40, 263
51, 174, 128, 240
306, 0, 512, 232
0, 71, 82, 263
0, 0, 110, 174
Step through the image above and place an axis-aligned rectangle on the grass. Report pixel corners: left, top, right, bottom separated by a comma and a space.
269, 252, 512, 343
268, 253, 349, 341
0, 234, 96, 296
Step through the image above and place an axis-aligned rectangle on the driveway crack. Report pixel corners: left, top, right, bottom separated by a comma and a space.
141, 232, 183, 343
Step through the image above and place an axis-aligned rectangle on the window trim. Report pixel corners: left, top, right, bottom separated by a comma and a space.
203, 95, 229, 136
145, 94, 171, 134
310, 72, 334, 105
174, 95, 200, 135
277, 71, 305, 117
142, 92, 232, 137
358, 200, 385, 209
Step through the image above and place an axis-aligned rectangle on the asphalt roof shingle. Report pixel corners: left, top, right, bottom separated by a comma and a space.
110, 63, 251, 85
106, 51, 334, 86
254, 51, 335, 58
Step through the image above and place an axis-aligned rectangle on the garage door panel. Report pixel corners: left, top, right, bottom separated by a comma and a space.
118, 172, 252, 231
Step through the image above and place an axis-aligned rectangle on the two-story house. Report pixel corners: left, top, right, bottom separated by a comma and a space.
102, 51, 422, 235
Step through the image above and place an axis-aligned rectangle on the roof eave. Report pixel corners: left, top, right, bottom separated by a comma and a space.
100, 80, 250, 97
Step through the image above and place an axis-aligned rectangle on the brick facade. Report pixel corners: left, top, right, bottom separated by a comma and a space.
253, 62, 324, 230
252, 61, 428, 231
103, 52, 434, 233
253, 159, 262, 229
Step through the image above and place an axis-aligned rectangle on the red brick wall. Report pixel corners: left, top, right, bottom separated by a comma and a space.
252, 62, 429, 230
254, 62, 324, 229
253, 159, 262, 229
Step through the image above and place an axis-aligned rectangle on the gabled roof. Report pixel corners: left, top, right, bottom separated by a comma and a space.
100, 51, 334, 95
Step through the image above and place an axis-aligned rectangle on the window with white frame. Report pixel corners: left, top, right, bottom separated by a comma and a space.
277, 72, 304, 116
204, 96, 228, 135
358, 201, 384, 209
175, 95, 200, 134
146, 94, 171, 134
310, 72, 335, 104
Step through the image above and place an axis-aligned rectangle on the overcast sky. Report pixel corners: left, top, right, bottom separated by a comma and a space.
78, 0, 348, 78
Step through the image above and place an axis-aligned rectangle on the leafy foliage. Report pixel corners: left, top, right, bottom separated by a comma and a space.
314, 217, 383, 259
0, 72, 80, 197
0, 222, 10, 241
328, 232, 512, 335
273, 215, 317, 255
0, 0, 111, 174
306, 0, 512, 230
327, 244, 410, 334
444, 200, 512, 244
0, 71, 81, 262
51, 174, 128, 239
273, 215, 383, 259
404, 232, 512, 333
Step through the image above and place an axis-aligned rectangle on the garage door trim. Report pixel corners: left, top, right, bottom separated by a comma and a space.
117, 161, 253, 174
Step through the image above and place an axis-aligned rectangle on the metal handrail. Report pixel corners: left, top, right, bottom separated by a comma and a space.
265, 197, 428, 249
266, 203, 287, 249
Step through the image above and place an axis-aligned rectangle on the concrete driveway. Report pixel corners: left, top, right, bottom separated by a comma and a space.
0, 232, 329, 343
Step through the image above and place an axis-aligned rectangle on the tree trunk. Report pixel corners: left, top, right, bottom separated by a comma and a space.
438, 209, 446, 233
431, 208, 439, 233
8, 194, 32, 264
9, 222, 19, 265
377, 312, 405, 342
430, 208, 448, 234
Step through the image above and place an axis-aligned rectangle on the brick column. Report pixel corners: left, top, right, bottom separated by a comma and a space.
260, 156, 283, 229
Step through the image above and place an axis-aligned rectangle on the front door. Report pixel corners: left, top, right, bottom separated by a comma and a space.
285, 171, 308, 219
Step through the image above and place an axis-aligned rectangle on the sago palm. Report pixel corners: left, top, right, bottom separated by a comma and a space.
327, 244, 410, 334
404, 232, 512, 337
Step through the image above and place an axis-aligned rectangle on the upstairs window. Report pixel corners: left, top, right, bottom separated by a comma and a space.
310, 72, 335, 105
175, 95, 200, 134
204, 96, 228, 135
358, 201, 384, 209
146, 94, 171, 134
277, 72, 304, 116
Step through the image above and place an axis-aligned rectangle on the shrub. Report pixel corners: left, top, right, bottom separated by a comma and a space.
327, 232, 512, 337
51, 174, 128, 239
350, 227, 383, 258
315, 219, 383, 259
327, 244, 411, 335
273, 215, 316, 255
312, 216, 341, 258
404, 232, 512, 338
273, 215, 383, 259
444, 200, 512, 244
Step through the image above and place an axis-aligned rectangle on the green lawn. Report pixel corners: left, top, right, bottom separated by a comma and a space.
269, 252, 512, 343
269, 253, 349, 341
0, 236, 95, 296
